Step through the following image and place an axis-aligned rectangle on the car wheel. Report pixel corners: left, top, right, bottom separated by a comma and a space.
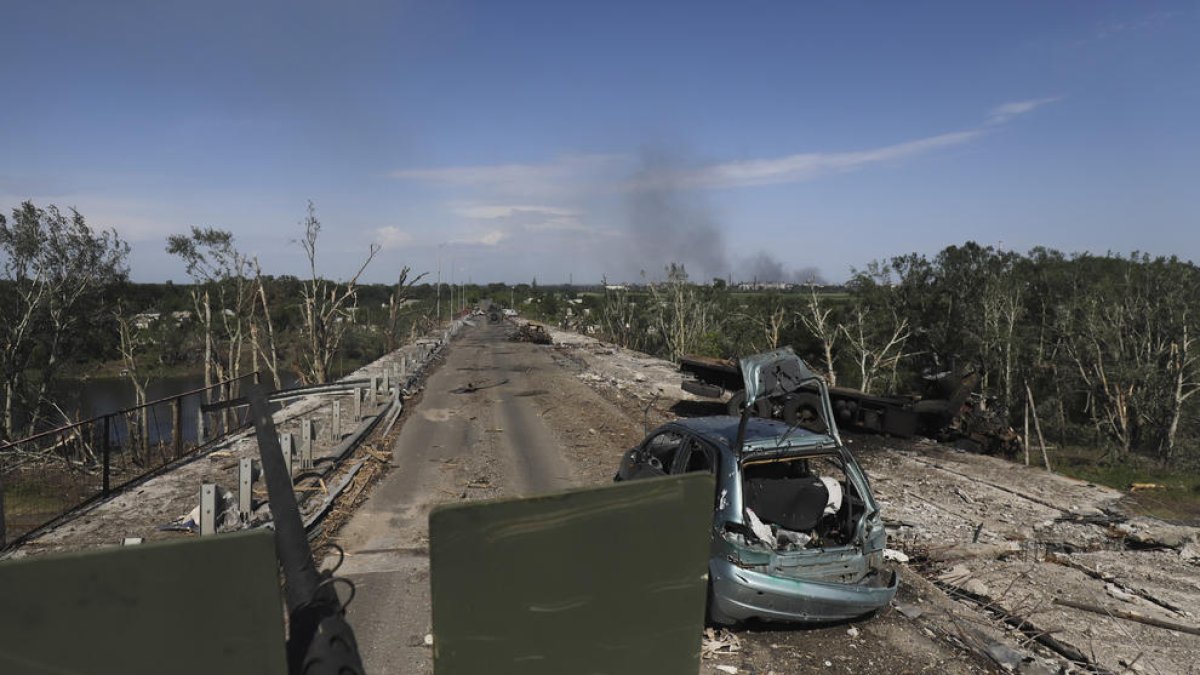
726, 391, 771, 418
782, 395, 827, 432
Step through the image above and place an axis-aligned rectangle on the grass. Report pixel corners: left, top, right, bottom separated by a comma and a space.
1050, 444, 1200, 524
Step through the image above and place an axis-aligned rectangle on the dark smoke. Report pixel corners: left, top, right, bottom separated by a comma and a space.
621, 147, 728, 281
740, 252, 826, 285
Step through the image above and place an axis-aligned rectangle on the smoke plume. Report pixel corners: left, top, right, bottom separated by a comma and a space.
620, 146, 728, 281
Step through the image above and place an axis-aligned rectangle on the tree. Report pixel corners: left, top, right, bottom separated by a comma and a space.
797, 284, 839, 385
297, 201, 379, 384
0, 202, 128, 440
383, 266, 427, 353
645, 263, 721, 361
166, 227, 259, 421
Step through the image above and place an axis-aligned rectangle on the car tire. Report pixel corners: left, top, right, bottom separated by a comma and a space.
782, 394, 827, 433
726, 391, 771, 418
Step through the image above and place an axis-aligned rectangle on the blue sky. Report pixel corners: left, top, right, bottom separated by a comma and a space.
1, 1, 1196, 284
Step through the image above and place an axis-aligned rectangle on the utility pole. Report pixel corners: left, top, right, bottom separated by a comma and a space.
436, 243, 444, 323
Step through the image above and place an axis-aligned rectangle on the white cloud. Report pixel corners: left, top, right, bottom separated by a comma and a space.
986, 97, 1062, 125
682, 130, 982, 190
373, 225, 413, 249
394, 99, 1059, 199
452, 229, 509, 246
451, 203, 587, 235
391, 154, 623, 198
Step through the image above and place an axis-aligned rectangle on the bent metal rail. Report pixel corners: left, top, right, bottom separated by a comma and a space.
0, 373, 257, 548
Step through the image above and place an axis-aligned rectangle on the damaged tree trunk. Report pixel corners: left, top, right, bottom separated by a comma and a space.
1053, 597, 1200, 636
1026, 382, 1051, 472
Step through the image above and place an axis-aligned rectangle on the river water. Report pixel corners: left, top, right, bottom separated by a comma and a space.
49, 372, 301, 445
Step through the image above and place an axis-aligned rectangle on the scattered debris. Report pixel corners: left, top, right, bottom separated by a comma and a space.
700, 627, 742, 659
1129, 482, 1166, 492
1105, 582, 1139, 603
846, 626, 860, 638
925, 541, 1020, 562
1125, 524, 1196, 550
510, 322, 552, 345
714, 666, 739, 674
1053, 597, 1200, 636
893, 602, 924, 619
883, 548, 910, 563
937, 564, 990, 597
983, 641, 1024, 672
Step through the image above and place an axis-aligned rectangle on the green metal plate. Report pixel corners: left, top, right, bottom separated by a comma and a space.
431, 473, 715, 675
0, 530, 286, 675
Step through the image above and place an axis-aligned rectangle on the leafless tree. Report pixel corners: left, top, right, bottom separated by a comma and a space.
298, 201, 379, 384
840, 304, 911, 395
646, 263, 718, 361
384, 266, 426, 353
797, 284, 840, 385
114, 308, 150, 462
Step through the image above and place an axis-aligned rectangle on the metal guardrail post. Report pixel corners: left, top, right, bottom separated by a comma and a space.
172, 397, 183, 458
331, 400, 342, 441
369, 376, 378, 408
353, 389, 362, 422
300, 419, 314, 470
102, 416, 111, 496
382, 369, 390, 398
200, 483, 216, 536
1, 476, 7, 549
196, 407, 206, 445
239, 458, 253, 521
279, 432, 294, 477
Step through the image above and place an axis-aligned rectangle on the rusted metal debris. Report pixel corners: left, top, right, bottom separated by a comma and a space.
510, 323, 552, 345
679, 354, 1022, 455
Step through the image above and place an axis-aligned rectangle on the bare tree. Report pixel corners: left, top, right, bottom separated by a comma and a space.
797, 284, 840, 385
298, 201, 379, 384
251, 259, 283, 389
840, 304, 911, 395
645, 263, 718, 361
166, 227, 258, 430
114, 308, 150, 463
737, 294, 791, 352
384, 266, 427, 353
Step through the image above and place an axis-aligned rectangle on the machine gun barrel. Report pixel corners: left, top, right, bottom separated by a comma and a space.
246, 383, 366, 675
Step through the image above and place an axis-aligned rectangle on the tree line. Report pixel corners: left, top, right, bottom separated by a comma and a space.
520, 245, 1200, 468
0, 201, 429, 443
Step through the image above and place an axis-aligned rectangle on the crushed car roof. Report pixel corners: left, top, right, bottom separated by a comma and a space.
669, 416, 836, 453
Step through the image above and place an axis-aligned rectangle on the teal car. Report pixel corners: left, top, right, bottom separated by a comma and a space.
615, 349, 897, 624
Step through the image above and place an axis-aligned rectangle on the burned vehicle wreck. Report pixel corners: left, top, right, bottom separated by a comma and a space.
616, 348, 897, 624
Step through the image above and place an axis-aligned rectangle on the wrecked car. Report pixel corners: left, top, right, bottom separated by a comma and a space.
616, 348, 897, 624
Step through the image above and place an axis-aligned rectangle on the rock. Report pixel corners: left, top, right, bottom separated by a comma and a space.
883, 548, 910, 563
1069, 506, 1105, 519
1126, 525, 1197, 550
715, 666, 738, 674
1105, 583, 1138, 603
984, 642, 1023, 672
927, 541, 1020, 562
894, 602, 924, 619
1181, 542, 1200, 562
847, 626, 860, 638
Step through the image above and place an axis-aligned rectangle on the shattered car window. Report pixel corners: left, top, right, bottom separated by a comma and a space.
740, 455, 860, 550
